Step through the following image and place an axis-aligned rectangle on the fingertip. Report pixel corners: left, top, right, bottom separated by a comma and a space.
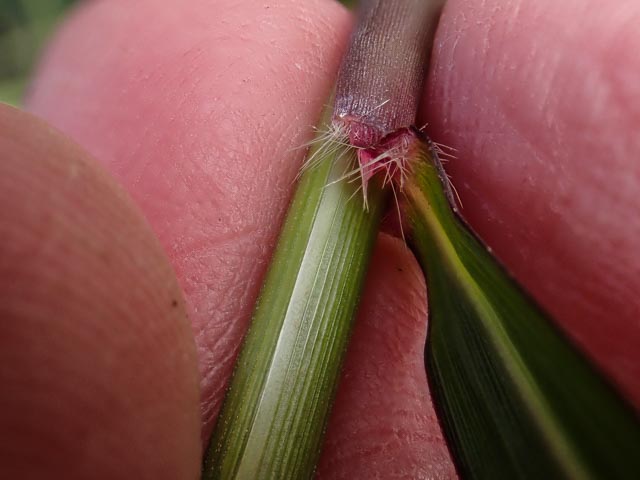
0, 104, 201, 479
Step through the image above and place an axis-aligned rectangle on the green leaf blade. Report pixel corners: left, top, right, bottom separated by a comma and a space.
405, 140, 640, 479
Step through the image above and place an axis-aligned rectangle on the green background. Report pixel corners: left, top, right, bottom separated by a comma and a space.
0, 0, 355, 106
0, 0, 79, 105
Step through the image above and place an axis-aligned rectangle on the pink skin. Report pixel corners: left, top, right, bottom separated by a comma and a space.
0, 106, 201, 480
0, 0, 634, 478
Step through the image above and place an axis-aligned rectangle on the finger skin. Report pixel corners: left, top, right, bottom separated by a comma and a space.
26, 0, 457, 476
0, 105, 200, 479
422, 0, 640, 406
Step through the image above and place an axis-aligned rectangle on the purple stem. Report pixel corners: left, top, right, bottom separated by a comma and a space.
333, 0, 444, 148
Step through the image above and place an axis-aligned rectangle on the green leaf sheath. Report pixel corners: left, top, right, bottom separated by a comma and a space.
404, 139, 640, 479
202, 131, 387, 479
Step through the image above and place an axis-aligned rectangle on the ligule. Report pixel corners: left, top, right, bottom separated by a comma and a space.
403, 136, 640, 479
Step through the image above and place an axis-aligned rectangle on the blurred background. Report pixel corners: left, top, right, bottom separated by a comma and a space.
0, 0, 356, 106
0, 0, 80, 105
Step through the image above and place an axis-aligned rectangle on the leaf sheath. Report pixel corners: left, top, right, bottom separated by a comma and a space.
202, 132, 386, 479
